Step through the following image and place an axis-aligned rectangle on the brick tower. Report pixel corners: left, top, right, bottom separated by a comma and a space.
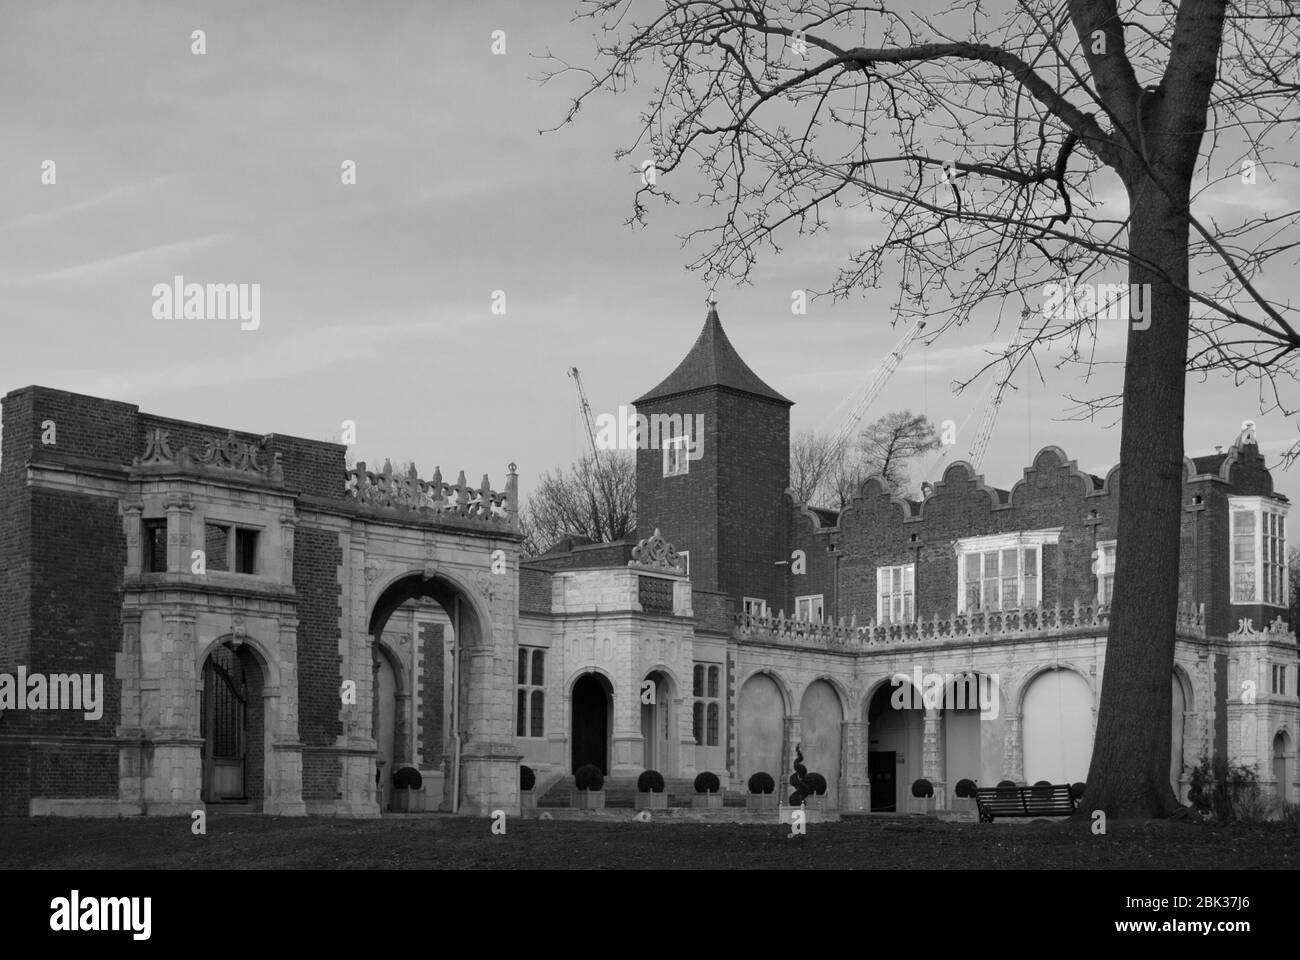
633, 300, 792, 613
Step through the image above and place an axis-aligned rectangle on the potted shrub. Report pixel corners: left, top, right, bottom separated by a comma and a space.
996, 779, 1019, 799
1070, 781, 1086, 802
907, 777, 936, 815
635, 770, 668, 810
391, 766, 425, 812
746, 772, 778, 812
573, 764, 605, 810
692, 771, 723, 809
520, 764, 537, 811
1031, 780, 1053, 800
802, 772, 829, 811
951, 778, 978, 813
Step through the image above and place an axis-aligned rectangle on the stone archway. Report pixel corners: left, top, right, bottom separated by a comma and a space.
640, 669, 676, 775
200, 640, 265, 808
1274, 730, 1293, 806
865, 678, 924, 812
572, 672, 613, 774
366, 572, 489, 814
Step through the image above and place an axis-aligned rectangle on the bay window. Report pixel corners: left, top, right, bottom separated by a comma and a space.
1230, 497, 1288, 606
955, 530, 1060, 612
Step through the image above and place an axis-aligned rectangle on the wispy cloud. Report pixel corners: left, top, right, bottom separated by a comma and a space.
6, 233, 231, 283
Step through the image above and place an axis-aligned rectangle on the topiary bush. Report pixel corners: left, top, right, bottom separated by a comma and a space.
1070, 782, 1086, 800
1032, 780, 1052, 799
694, 771, 720, 794
392, 766, 422, 790
996, 779, 1017, 798
805, 772, 828, 796
955, 778, 977, 798
748, 772, 775, 795
637, 770, 665, 793
911, 778, 934, 799
575, 764, 604, 792
520, 765, 536, 792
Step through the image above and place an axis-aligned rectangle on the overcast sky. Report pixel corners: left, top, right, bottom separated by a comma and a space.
2, 0, 1296, 513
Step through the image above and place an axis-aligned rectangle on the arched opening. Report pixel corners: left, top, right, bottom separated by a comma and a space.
941, 672, 989, 792
1022, 668, 1092, 784
1171, 672, 1187, 799
640, 670, 674, 774
738, 672, 785, 787
1273, 731, 1293, 806
201, 641, 265, 808
572, 673, 613, 774
373, 644, 400, 811
866, 679, 923, 812
799, 680, 843, 805
369, 574, 484, 812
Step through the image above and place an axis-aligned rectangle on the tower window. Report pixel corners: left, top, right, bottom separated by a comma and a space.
1230, 498, 1287, 606
663, 434, 689, 477
143, 518, 168, 572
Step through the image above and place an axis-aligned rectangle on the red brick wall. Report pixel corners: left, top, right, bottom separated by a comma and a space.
293, 526, 343, 800
419, 622, 445, 766
518, 566, 552, 614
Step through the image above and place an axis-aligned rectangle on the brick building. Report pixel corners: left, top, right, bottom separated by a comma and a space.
1, 302, 1296, 817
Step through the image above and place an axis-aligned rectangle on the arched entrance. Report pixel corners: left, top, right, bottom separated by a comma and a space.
640, 670, 674, 774
799, 680, 843, 805
1021, 668, 1092, 784
369, 573, 485, 813
572, 673, 612, 774
866, 679, 923, 812
201, 641, 265, 807
1171, 672, 1187, 798
1274, 731, 1293, 805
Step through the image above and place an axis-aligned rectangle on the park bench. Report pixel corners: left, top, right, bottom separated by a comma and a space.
973, 783, 1076, 822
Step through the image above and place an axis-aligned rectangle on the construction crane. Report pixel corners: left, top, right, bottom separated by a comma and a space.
567, 367, 601, 460
826, 318, 927, 455
965, 311, 1032, 472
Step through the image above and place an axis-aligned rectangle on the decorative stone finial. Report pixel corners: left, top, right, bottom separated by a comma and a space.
629, 528, 684, 572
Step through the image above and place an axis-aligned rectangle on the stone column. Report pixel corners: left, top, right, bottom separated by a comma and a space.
165, 492, 193, 573
1003, 714, 1023, 783
337, 526, 379, 816
146, 608, 203, 815
841, 721, 869, 812
923, 709, 944, 806
266, 619, 306, 816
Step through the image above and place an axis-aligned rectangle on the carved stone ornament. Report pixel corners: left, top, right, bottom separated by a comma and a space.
134, 428, 283, 480
628, 528, 684, 572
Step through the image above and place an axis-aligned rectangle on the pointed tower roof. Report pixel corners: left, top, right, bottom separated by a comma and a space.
634, 300, 792, 406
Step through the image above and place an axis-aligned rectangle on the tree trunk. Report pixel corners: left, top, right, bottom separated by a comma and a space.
1079, 177, 1191, 818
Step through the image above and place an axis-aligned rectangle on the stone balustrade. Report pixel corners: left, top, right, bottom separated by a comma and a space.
734, 600, 1207, 650
344, 459, 518, 528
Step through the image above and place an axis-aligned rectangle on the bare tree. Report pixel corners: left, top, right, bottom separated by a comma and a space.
857, 410, 941, 494
789, 428, 840, 503
792, 411, 940, 509
549, 1, 1300, 817
518, 452, 636, 557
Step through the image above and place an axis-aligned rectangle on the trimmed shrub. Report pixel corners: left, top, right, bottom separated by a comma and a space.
911, 778, 934, 799
1070, 782, 1086, 800
1031, 780, 1052, 799
954, 778, 977, 799
805, 773, 828, 796
748, 772, 775, 795
694, 771, 721, 794
520, 765, 536, 792
996, 779, 1017, 798
392, 766, 422, 790
575, 764, 604, 792
637, 770, 665, 793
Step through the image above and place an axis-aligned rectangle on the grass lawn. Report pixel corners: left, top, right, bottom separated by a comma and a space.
2, 814, 1297, 869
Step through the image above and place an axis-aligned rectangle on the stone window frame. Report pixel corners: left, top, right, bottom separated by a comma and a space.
515, 647, 546, 739
1271, 664, 1287, 696
1229, 496, 1288, 607
875, 564, 914, 623
1093, 539, 1117, 606
742, 597, 768, 618
954, 529, 1061, 613
677, 550, 690, 576
203, 518, 264, 575
794, 594, 824, 623
662, 434, 689, 477
693, 662, 722, 746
